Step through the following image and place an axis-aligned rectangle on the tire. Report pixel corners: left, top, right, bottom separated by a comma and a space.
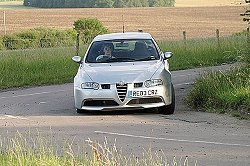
76, 108, 86, 114
159, 83, 175, 115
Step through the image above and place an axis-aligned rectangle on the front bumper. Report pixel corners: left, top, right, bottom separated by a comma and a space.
74, 83, 172, 111
80, 103, 165, 111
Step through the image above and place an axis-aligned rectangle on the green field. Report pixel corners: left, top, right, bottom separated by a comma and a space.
0, 47, 79, 89
0, 35, 246, 90
160, 36, 245, 70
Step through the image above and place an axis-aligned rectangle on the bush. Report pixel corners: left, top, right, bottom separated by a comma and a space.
0, 18, 108, 50
2, 27, 77, 50
74, 18, 109, 44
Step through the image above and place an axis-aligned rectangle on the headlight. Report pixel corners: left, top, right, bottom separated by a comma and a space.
81, 82, 99, 90
144, 79, 163, 88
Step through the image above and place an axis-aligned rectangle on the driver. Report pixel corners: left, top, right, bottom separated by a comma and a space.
96, 43, 114, 62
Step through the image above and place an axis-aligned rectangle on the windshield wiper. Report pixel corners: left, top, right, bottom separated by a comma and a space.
102, 57, 134, 62
136, 55, 156, 61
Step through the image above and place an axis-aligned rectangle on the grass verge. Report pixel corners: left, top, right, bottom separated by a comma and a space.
186, 61, 250, 119
0, 35, 246, 90
162, 35, 250, 119
0, 131, 192, 166
0, 47, 80, 89
185, 32, 250, 119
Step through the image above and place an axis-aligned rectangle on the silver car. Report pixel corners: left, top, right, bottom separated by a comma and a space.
72, 32, 175, 114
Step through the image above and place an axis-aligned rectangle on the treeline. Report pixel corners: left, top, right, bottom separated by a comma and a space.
23, 0, 175, 8
0, 0, 22, 1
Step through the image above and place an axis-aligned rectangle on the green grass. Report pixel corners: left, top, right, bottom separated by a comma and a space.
186, 64, 250, 119
0, 47, 81, 89
0, 35, 246, 90
159, 36, 246, 71
0, 131, 191, 166
160, 35, 250, 119
173, 35, 250, 119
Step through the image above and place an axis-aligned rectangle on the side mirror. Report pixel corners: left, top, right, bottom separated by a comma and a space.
163, 52, 173, 60
72, 56, 82, 63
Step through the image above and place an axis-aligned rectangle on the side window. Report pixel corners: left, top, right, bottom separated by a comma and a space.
86, 42, 103, 62
146, 42, 158, 57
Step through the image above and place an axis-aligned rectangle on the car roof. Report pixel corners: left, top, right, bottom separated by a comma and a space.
93, 32, 153, 42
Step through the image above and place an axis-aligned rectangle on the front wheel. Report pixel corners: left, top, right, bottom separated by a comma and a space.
159, 83, 175, 115
76, 108, 87, 114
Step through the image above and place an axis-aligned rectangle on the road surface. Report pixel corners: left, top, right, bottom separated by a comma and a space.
0, 63, 249, 166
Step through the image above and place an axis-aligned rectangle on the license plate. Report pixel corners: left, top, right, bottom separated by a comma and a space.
129, 90, 158, 97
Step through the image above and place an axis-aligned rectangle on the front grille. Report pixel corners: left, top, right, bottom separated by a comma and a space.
127, 97, 163, 105
83, 100, 119, 106
116, 83, 128, 102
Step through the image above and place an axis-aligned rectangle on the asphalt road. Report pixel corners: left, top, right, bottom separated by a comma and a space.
0, 63, 249, 166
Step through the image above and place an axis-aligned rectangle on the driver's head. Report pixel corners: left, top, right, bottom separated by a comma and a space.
103, 43, 113, 55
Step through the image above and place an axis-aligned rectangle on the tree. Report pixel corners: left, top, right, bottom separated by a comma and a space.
94, 0, 114, 8
73, 18, 109, 43
153, 0, 165, 7
140, 0, 149, 7
113, 0, 125, 7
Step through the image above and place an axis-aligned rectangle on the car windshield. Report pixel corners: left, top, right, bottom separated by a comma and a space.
86, 39, 160, 63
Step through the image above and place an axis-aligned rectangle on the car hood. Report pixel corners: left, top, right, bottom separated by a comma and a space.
82, 61, 163, 84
